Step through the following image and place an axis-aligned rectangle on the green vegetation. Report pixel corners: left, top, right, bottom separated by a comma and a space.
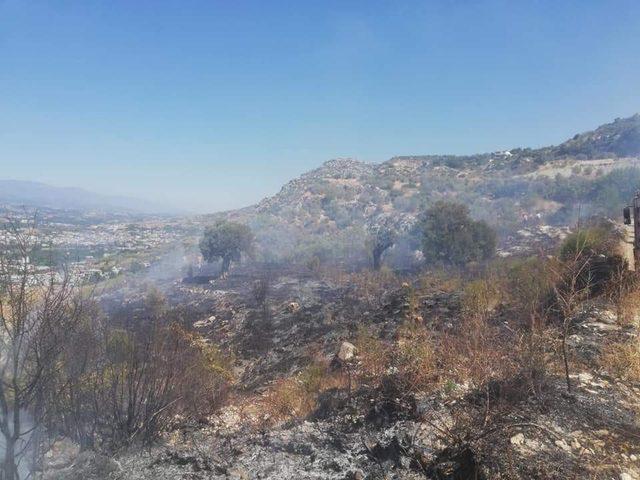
200, 220, 254, 273
419, 200, 496, 266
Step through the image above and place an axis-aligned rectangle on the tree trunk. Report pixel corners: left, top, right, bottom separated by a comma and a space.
3, 438, 18, 480
221, 256, 231, 274
373, 252, 381, 271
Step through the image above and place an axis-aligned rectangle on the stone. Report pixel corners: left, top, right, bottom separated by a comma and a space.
286, 302, 301, 313
338, 341, 357, 362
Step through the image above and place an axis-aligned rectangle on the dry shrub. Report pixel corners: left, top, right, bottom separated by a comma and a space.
438, 327, 516, 390
461, 278, 502, 324
606, 271, 640, 326
601, 339, 640, 381
354, 323, 438, 395
418, 269, 462, 293
394, 322, 437, 393
503, 256, 554, 328
354, 326, 390, 385
348, 267, 402, 299
614, 287, 640, 326
438, 273, 521, 392
262, 359, 345, 422
263, 378, 311, 421
318, 266, 402, 308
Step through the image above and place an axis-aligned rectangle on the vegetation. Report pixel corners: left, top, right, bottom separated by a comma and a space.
49, 292, 231, 450
419, 201, 496, 266
0, 220, 85, 479
367, 226, 395, 270
0, 222, 232, 477
200, 220, 254, 273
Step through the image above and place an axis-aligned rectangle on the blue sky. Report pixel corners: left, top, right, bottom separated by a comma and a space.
1, 0, 640, 212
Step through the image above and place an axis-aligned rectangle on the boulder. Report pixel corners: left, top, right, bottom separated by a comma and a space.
286, 302, 301, 313
337, 341, 357, 362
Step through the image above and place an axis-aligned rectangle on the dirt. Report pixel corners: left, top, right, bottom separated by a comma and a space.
43, 263, 640, 480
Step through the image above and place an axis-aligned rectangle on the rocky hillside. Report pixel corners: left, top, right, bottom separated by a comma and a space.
552, 114, 640, 159
219, 115, 640, 263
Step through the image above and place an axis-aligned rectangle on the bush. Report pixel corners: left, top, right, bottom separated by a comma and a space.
262, 360, 343, 422
50, 294, 232, 449
559, 225, 627, 296
602, 339, 640, 381
419, 201, 496, 267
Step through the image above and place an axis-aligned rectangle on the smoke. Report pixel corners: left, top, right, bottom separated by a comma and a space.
144, 242, 189, 285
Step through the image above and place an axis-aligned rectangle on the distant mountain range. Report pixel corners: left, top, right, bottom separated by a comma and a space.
0, 180, 174, 214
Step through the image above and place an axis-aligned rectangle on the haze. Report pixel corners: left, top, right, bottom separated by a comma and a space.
2, 0, 640, 212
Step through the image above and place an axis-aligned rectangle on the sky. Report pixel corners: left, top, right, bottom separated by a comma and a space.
1, 0, 640, 213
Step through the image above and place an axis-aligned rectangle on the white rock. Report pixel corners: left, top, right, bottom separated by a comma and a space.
338, 341, 357, 362
510, 433, 525, 446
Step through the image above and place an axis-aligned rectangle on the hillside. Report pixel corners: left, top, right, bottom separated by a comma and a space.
220, 115, 640, 264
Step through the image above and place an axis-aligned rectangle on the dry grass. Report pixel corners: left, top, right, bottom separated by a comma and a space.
601, 338, 640, 382
353, 326, 389, 383
261, 359, 346, 422
394, 322, 438, 393
353, 322, 438, 395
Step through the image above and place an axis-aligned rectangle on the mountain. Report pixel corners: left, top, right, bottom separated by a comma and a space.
0, 180, 175, 214
220, 114, 640, 260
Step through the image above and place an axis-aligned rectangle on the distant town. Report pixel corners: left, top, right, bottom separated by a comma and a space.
0, 205, 201, 286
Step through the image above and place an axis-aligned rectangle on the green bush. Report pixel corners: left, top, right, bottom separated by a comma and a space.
419, 201, 497, 267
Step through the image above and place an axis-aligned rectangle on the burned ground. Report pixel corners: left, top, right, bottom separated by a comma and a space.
42, 258, 640, 480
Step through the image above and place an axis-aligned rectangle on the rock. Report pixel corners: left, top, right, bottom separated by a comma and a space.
554, 439, 572, 453
286, 302, 301, 313
620, 472, 639, 480
510, 433, 525, 446
337, 341, 357, 362
43, 438, 80, 470
347, 471, 365, 480
193, 315, 216, 328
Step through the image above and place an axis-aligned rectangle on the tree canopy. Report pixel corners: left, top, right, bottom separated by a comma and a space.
419, 200, 496, 266
200, 220, 254, 273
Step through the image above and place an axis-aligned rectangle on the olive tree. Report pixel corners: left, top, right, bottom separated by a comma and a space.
199, 220, 254, 274
419, 200, 496, 267
367, 226, 395, 271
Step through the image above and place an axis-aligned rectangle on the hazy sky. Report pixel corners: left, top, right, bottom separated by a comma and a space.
1, 1, 640, 213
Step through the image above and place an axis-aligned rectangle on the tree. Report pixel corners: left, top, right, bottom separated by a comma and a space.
0, 216, 85, 479
367, 226, 395, 270
419, 201, 496, 267
199, 221, 254, 274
